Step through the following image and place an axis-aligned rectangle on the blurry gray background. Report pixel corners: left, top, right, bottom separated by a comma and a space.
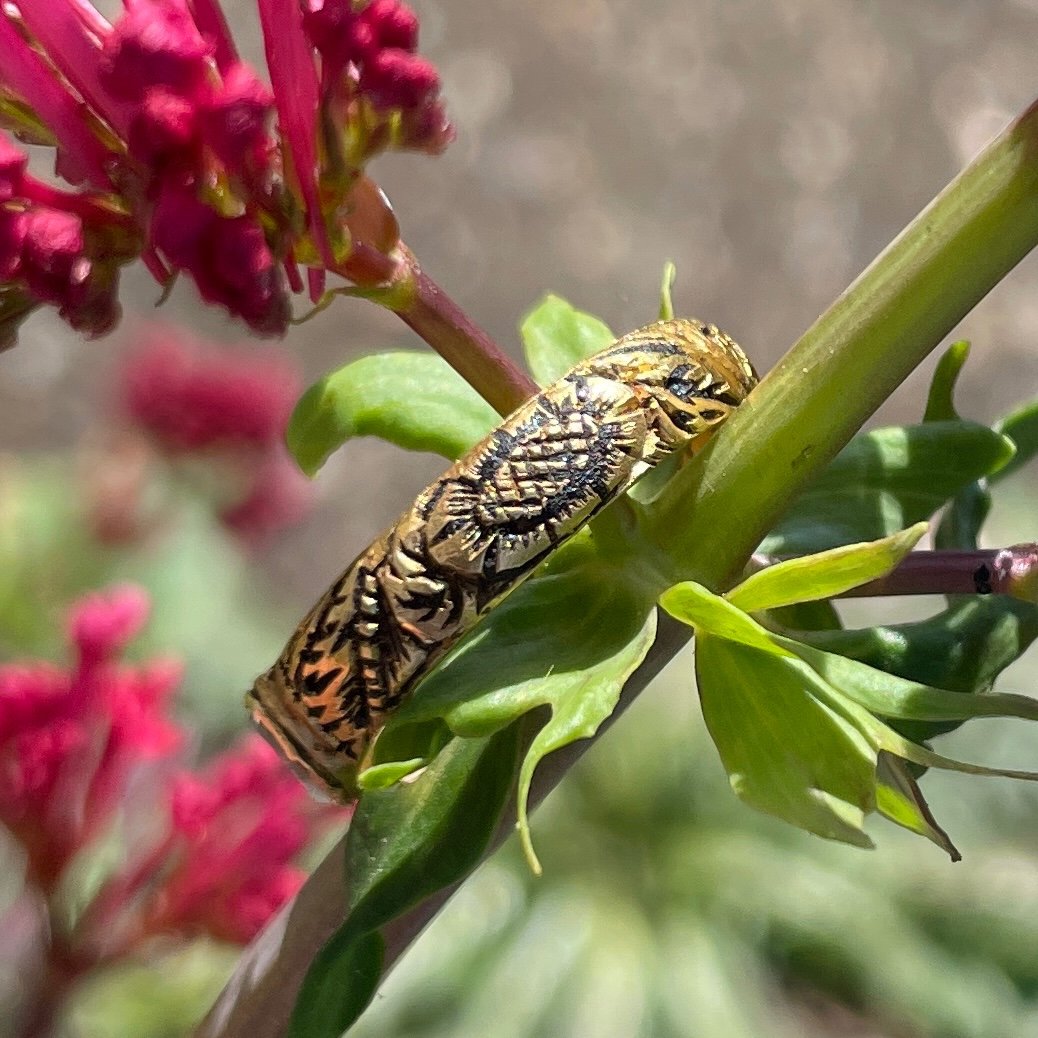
2, 0, 1037, 610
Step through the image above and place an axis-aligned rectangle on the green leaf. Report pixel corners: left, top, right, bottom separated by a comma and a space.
358, 757, 426, 789
800, 596, 1038, 696
513, 600, 655, 872
660, 580, 795, 658
935, 395, 1038, 548
696, 635, 876, 848
923, 340, 970, 422
778, 634, 1038, 724
859, 708, 1038, 785
286, 352, 498, 475
764, 639, 1038, 796
874, 751, 960, 860
289, 726, 520, 1038
767, 599, 843, 633
658, 261, 677, 320
728, 524, 927, 613
993, 397, 1038, 483
520, 295, 615, 386
761, 422, 1015, 555
385, 533, 657, 871
934, 481, 990, 550
663, 578, 1038, 857
794, 596, 1038, 744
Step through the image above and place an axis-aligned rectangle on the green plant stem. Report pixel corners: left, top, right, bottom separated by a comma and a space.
195, 97, 1038, 1038
392, 248, 539, 416
642, 97, 1038, 592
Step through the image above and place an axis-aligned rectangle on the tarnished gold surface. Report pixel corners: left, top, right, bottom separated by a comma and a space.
248, 319, 757, 800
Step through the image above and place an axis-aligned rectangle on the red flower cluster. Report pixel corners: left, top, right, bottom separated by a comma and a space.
304, 0, 444, 119
0, 585, 181, 893
117, 324, 313, 543
0, 585, 347, 1003
144, 735, 341, 943
0, 0, 452, 342
0, 135, 131, 346
122, 326, 299, 452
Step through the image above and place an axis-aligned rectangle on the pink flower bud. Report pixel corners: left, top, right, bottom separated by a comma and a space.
129, 88, 198, 166
399, 97, 455, 155
69, 584, 150, 666
100, 1, 213, 99
360, 48, 440, 111
13, 206, 122, 337
151, 182, 289, 336
303, 0, 373, 65
360, 0, 420, 52
199, 63, 276, 174
20, 208, 85, 303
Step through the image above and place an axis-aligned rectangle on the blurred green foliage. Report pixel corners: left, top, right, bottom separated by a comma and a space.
0, 458, 292, 738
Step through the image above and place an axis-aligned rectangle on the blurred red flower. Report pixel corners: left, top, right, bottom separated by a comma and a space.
1, 586, 350, 1032
0, 585, 182, 893
113, 324, 314, 544
138, 735, 346, 944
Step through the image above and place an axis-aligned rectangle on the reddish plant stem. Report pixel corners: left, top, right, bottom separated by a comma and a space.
392, 251, 538, 416
750, 544, 1038, 600
74, 834, 176, 949
15, 899, 91, 1038
331, 244, 536, 416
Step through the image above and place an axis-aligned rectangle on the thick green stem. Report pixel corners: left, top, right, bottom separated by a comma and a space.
642, 98, 1038, 591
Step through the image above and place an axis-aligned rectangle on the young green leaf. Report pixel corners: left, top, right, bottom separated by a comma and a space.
992, 397, 1038, 483
664, 578, 1038, 857
513, 601, 656, 872
383, 534, 657, 871
937, 393, 1038, 548
923, 340, 970, 422
728, 524, 927, 613
520, 295, 615, 386
934, 481, 991, 550
289, 726, 520, 1038
695, 635, 876, 849
849, 701, 1038, 786
799, 597, 1038, 696
766, 599, 843, 633
761, 422, 1015, 555
874, 751, 959, 860
778, 634, 1038, 724
660, 580, 796, 658
658, 261, 677, 320
286, 352, 498, 475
